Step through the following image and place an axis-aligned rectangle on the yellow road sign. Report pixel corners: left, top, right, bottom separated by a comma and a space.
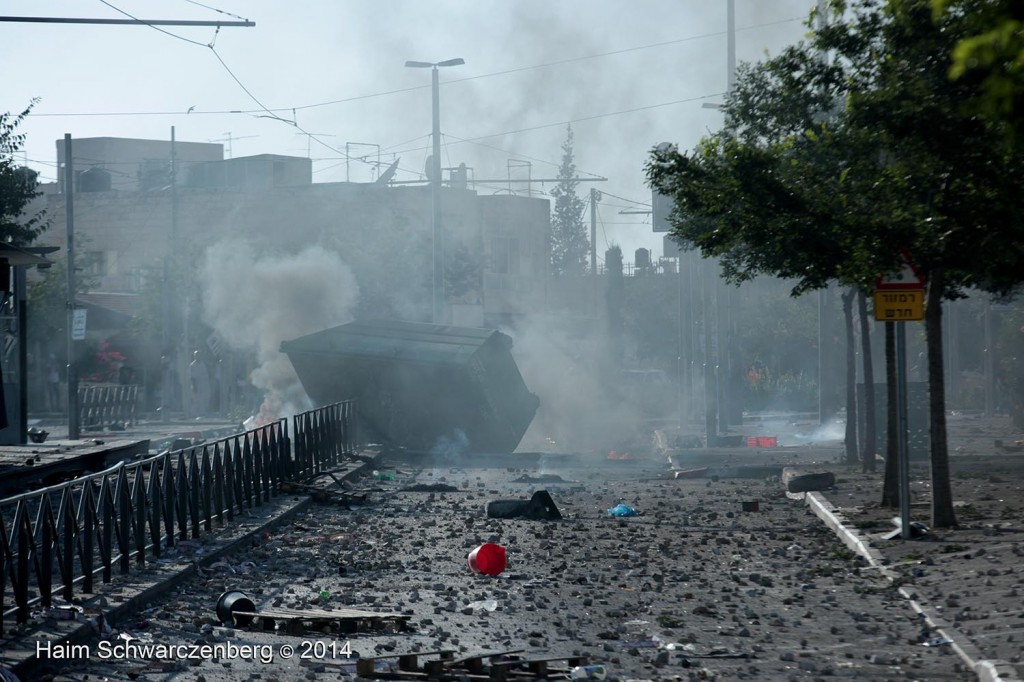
874, 290, 924, 321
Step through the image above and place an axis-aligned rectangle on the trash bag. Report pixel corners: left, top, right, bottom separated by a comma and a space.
607, 503, 638, 517
486, 490, 562, 520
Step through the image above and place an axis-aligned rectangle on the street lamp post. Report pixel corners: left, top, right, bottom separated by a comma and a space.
405, 57, 464, 324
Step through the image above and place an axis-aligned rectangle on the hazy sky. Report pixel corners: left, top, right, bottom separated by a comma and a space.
4, 0, 816, 261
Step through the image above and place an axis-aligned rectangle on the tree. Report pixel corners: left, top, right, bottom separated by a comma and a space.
549, 125, 589, 277
842, 289, 859, 464
647, 0, 1024, 528
933, 0, 1024, 145
857, 291, 877, 472
1, 100, 47, 245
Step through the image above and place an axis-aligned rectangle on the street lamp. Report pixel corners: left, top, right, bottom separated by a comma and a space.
405, 57, 465, 324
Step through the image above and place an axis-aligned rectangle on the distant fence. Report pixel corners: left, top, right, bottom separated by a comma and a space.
79, 383, 140, 430
0, 400, 357, 629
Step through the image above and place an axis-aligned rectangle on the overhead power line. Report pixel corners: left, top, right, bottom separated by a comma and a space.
389, 93, 725, 157
26, 16, 801, 119
0, 15, 254, 26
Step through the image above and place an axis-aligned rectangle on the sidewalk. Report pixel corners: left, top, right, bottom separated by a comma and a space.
811, 454, 1024, 681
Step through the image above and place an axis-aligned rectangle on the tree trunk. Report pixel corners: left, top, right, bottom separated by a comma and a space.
857, 291, 877, 473
881, 322, 900, 507
926, 268, 957, 528
842, 289, 858, 465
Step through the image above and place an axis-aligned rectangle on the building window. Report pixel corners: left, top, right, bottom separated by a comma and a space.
492, 237, 520, 275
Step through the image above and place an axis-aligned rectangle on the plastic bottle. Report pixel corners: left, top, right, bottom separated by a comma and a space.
570, 664, 607, 680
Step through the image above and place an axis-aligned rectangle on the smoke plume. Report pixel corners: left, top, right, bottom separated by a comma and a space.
200, 240, 359, 418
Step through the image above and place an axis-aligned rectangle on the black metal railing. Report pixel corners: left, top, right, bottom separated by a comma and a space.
292, 400, 357, 479
79, 383, 140, 430
0, 400, 357, 630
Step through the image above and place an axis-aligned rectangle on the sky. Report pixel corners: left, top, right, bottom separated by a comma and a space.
3, 0, 818, 263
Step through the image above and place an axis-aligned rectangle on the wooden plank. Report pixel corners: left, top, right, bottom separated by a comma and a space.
243, 606, 405, 619
440, 650, 526, 676
357, 649, 455, 676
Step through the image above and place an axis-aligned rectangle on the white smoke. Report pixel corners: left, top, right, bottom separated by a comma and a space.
507, 317, 643, 454
200, 240, 359, 419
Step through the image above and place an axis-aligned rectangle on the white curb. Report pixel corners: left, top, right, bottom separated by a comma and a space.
804, 491, 1022, 682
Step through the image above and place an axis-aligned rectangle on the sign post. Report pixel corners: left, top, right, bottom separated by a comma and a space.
874, 256, 926, 540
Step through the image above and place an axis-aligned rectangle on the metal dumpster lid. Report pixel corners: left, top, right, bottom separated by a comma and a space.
280, 319, 507, 366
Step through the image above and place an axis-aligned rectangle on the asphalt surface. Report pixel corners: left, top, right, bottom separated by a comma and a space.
1, 453, 990, 681
3, 412, 1021, 681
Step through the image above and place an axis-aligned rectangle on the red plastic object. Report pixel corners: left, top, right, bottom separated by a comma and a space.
467, 543, 507, 576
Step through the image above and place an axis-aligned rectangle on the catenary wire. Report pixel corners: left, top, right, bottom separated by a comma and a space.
30, 16, 802, 118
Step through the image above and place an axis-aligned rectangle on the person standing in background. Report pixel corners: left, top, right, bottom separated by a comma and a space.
46, 354, 61, 413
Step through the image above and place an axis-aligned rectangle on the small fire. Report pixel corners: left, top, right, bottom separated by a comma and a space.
243, 393, 283, 431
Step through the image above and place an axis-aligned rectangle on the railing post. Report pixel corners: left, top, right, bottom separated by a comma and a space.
132, 471, 146, 567
99, 477, 113, 583
213, 443, 226, 525
15, 503, 32, 623
116, 467, 131, 574
201, 447, 213, 532
60, 488, 76, 600
81, 482, 96, 592
39, 495, 54, 609
161, 452, 175, 548
189, 449, 201, 538
175, 452, 188, 541
147, 464, 162, 559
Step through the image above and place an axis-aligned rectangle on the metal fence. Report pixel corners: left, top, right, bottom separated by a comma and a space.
0, 400, 357, 630
79, 383, 140, 430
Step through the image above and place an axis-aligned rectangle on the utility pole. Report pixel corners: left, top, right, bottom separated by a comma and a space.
406, 58, 463, 324
430, 66, 445, 324
16, 267, 27, 444
590, 188, 598, 314
64, 134, 79, 439
172, 127, 189, 420
720, 0, 736, 429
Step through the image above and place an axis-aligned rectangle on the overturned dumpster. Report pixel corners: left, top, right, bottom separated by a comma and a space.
281, 319, 539, 454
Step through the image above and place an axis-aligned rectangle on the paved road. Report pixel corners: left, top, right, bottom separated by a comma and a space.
19, 452, 982, 681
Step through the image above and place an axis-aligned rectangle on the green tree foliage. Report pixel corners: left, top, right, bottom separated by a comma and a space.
934, 0, 1024, 144
549, 125, 589, 277
28, 258, 99, 358
446, 243, 482, 302
1, 100, 47, 245
647, 0, 1024, 528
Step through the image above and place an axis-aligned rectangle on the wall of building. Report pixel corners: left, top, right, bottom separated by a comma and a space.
55, 137, 224, 193
478, 194, 549, 319
32, 180, 549, 323
184, 154, 312, 190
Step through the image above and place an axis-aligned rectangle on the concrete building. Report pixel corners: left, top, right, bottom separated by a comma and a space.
33, 136, 550, 328
55, 137, 224, 193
